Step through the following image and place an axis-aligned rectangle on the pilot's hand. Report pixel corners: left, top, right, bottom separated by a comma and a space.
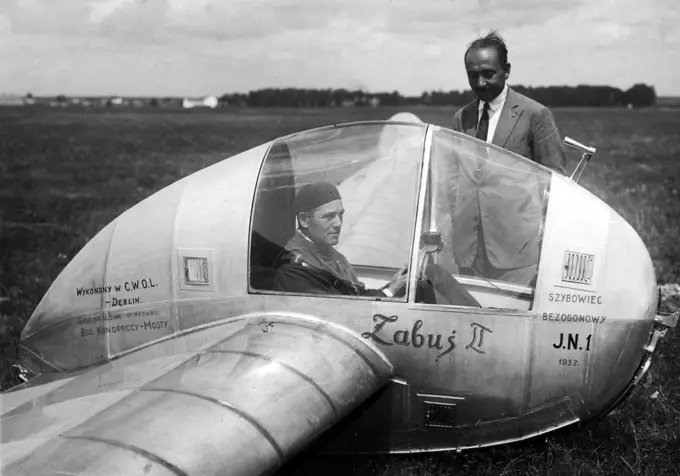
386, 266, 408, 296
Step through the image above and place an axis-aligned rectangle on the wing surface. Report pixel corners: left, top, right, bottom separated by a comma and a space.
336, 124, 424, 268
1, 314, 393, 476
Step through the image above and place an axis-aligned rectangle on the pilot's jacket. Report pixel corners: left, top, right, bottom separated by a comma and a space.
273, 231, 387, 297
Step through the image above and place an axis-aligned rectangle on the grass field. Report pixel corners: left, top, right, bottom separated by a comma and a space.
1, 105, 679, 475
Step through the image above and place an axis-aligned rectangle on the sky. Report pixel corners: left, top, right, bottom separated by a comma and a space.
0, 0, 678, 97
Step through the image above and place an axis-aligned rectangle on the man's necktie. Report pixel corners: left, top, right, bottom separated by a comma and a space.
476, 102, 490, 141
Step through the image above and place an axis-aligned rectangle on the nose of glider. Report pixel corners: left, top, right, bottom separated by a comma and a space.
532, 173, 660, 418
535, 173, 657, 322
600, 204, 658, 321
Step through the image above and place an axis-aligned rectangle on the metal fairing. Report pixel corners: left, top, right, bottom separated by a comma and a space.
1, 119, 673, 474
3, 313, 393, 475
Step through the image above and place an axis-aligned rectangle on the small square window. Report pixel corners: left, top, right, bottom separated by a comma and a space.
562, 251, 594, 286
184, 257, 209, 285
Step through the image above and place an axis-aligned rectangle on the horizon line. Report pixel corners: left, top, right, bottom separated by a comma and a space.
2, 82, 673, 99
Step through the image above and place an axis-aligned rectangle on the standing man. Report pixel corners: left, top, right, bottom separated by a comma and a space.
453, 31, 566, 174
446, 31, 564, 286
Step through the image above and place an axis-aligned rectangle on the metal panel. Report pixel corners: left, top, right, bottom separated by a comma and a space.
423, 401, 458, 428
562, 251, 595, 285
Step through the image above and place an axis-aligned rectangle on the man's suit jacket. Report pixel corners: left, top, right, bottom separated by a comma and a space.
452, 87, 566, 175
443, 88, 561, 271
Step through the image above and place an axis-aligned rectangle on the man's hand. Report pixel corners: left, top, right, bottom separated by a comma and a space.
385, 266, 409, 297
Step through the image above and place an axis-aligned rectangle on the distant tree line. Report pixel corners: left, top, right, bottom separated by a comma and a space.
220, 89, 407, 108
19, 83, 656, 109
220, 83, 656, 108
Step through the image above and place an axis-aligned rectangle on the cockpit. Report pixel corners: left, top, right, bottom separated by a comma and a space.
248, 121, 552, 311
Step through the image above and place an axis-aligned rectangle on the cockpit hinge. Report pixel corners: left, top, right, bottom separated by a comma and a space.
654, 311, 679, 329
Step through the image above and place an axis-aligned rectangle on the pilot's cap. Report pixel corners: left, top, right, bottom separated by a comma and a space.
294, 181, 342, 215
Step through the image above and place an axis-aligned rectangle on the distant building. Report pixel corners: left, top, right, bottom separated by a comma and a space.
182, 96, 218, 109
111, 97, 124, 106
0, 93, 26, 106
50, 95, 69, 107
367, 96, 380, 108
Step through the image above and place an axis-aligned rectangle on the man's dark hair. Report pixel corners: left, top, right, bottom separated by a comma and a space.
464, 30, 509, 69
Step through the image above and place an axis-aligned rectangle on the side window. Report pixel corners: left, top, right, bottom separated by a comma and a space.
415, 128, 551, 310
249, 123, 426, 300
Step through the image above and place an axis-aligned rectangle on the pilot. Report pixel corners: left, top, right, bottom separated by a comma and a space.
273, 181, 407, 297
